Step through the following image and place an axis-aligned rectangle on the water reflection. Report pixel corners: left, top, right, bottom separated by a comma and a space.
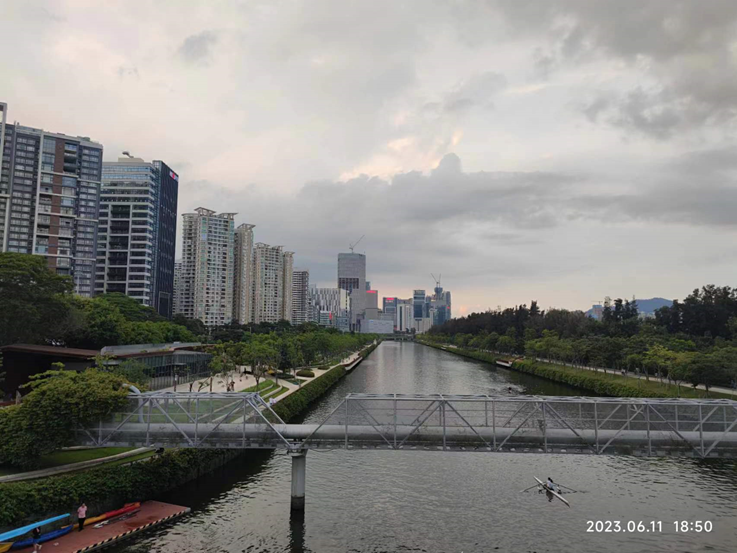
110, 343, 737, 553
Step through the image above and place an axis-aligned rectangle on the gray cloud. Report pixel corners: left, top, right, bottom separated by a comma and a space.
177, 30, 219, 65
4, 0, 737, 310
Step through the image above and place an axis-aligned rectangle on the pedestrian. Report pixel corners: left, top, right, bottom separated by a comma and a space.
32, 526, 42, 551
77, 503, 87, 532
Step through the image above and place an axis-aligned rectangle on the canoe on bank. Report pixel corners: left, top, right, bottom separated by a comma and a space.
10, 525, 73, 550
80, 502, 141, 529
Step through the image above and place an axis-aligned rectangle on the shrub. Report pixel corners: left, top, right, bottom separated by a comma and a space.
273, 365, 347, 421
317, 365, 330, 370
0, 449, 237, 527
296, 369, 315, 377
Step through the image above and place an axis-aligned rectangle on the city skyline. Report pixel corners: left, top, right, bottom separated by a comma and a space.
2, 2, 736, 315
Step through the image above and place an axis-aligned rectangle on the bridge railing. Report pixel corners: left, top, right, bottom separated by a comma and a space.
74, 393, 737, 458
76, 392, 289, 450
302, 394, 737, 457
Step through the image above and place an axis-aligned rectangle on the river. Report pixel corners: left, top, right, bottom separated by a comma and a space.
111, 342, 737, 553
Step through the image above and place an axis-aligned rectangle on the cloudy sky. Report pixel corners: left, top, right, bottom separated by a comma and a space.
3, 1, 737, 315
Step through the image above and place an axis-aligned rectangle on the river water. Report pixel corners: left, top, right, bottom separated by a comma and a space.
111, 342, 737, 553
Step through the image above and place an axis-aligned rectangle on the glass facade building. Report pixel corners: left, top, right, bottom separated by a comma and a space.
96, 157, 179, 317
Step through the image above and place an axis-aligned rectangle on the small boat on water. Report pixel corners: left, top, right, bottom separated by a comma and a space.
534, 476, 570, 507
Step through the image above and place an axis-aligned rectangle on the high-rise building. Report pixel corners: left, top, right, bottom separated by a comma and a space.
309, 287, 348, 328
431, 284, 452, 326
291, 269, 310, 325
252, 243, 293, 323
95, 157, 179, 317
179, 208, 236, 326
338, 252, 367, 330
172, 261, 182, 315
233, 223, 255, 324
366, 289, 378, 309
396, 303, 413, 333
383, 297, 397, 316
0, 102, 103, 296
413, 289, 426, 318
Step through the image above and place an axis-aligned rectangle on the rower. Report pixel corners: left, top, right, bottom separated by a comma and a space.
546, 477, 558, 493
507, 386, 513, 394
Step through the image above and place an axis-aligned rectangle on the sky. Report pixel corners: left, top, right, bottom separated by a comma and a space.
2, 0, 737, 316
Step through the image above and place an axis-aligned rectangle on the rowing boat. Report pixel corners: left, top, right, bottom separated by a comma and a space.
534, 476, 570, 507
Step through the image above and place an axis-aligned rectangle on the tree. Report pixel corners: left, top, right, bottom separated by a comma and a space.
97, 293, 165, 322
0, 252, 75, 346
280, 337, 303, 376
172, 314, 207, 338
0, 369, 128, 467
497, 336, 515, 354
687, 354, 727, 396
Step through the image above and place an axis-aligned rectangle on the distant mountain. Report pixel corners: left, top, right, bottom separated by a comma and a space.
634, 298, 673, 314
585, 297, 672, 318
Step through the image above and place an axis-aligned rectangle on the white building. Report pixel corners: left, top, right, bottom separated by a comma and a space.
233, 223, 255, 324
362, 318, 394, 334
252, 243, 293, 323
291, 269, 310, 325
396, 303, 413, 333
179, 208, 236, 326
310, 287, 348, 327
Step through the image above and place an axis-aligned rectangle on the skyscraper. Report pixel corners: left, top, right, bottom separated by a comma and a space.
291, 269, 310, 325
172, 261, 182, 315
233, 223, 255, 324
96, 156, 179, 317
0, 102, 103, 296
252, 243, 293, 323
179, 208, 236, 326
413, 289, 426, 318
431, 284, 452, 326
338, 252, 366, 330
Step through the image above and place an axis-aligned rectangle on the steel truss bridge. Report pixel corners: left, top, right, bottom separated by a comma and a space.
76, 392, 737, 509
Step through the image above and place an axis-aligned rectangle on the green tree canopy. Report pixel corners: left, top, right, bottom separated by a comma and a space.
0, 253, 75, 346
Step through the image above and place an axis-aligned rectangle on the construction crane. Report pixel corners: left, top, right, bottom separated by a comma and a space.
349, 235, 365, 253
431, 273, 442, 296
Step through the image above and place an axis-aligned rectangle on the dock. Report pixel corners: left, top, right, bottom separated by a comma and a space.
18, 501, 189, 552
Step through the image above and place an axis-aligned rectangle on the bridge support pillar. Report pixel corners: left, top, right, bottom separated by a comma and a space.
290, 450, 307, 511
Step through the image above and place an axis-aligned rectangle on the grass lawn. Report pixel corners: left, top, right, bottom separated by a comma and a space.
240, 380, 276, 393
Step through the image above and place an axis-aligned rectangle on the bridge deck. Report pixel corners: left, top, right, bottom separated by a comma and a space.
76, 393, 737, 458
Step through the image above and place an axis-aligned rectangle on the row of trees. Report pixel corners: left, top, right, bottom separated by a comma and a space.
428, 285, 737, 393
206, 330, 377, 390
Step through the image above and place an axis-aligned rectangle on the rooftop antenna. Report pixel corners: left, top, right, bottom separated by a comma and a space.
349, 235, 365, 253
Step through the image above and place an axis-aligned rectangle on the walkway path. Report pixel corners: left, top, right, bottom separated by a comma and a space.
531, 357, 737, 397
0, 448, 153, 483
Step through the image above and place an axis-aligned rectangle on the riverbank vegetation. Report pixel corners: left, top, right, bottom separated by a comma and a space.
427, 285, 737, 394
